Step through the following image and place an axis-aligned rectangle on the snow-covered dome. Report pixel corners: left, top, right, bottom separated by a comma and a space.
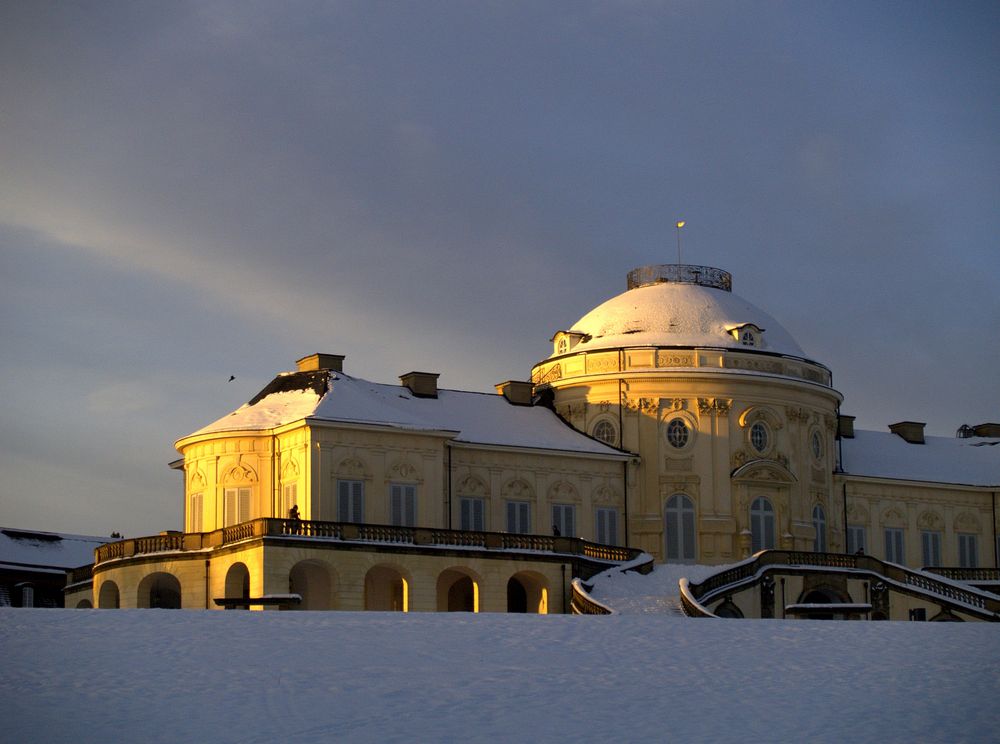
556, 264, 808, 358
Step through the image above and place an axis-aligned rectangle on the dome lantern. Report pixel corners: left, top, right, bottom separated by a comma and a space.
626, 264, 732, 292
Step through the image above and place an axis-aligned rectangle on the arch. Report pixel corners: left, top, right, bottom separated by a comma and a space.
750, 496, 776, 553
664, 493, 697, 563
224, 563, 251, 609
456, 473, 489, 496
137, 572, 182, 609
97, 580, 120, 609
501, 478, 534, 501
506, 571, 548, 614
289, 559, 336, 610
547, 480, 579, 502
713, 597, 743, 619
436, 567, 481, 612
364, 564, 409, 612
812, 504, 827, 552
75, 599, 93, 609
222, 462, 257, 484
731, 459, 797, 484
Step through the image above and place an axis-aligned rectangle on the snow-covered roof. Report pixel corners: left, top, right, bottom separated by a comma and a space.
0, 528, 108, 570
841, 430, 1000, 487
557, 281, 809, 359
184, 372, 627, 457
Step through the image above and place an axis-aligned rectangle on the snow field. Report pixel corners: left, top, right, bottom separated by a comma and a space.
2, 608, 998, 744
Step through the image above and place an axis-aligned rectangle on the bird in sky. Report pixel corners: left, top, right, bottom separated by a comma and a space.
228, 376, 236, 382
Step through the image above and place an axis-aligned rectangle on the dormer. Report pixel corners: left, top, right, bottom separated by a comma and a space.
727, 323, 765, 348
550, 330, 589, 356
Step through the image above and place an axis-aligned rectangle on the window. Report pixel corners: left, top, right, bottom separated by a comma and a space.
666, 418, 690, 449
847, 525, 866, 554
749, 421, 769, 453
596, 508, 619, 545
282, 484, 297, 518
460, 497, 485, 532
551, 504, 576, 537
958, 534, 978, 568
593, 420, 618, 446
750, 497, 775, 553
224, 487, 251, 527
389, 483, 416, 527
556, 337, 568, 354
739, 329, 756, 346
189, 492, 203, 533
665, 493, 697, 562
506, 501, 530, 534
21, 584, 34, 608
884, 527, 905, 564
921, 530, 942, 566
337, 480, 364, 523
812, 505, 826, 553
811, 431, 823, 462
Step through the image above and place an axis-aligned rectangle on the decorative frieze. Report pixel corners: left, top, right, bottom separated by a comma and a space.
656, 351, 694, 367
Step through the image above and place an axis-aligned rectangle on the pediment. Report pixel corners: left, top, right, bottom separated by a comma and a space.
731, 459, 797, 484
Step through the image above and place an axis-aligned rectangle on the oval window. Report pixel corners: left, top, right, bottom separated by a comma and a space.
666, 418, 690, 449
750, 421, 769, 453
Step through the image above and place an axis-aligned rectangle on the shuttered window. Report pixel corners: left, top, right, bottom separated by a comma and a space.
958, 534, 978, 568
884, 528, 904, 564
190, 492, 203, 533
224, 487, 251, 527
460, 497, 485, 532
506, 501, 530, 534
596, 508, 618, 545
389, 483, 416, 527
337, 480, 364, 523
551, 504, 576, 538
921, 530, 942, 567
847, 525, 866, 555
750, 497, 775, 554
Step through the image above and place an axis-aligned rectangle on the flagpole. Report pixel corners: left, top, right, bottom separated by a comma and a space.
675, 220, 685, 264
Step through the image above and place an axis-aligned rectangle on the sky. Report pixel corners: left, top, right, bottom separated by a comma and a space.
1, 1, 998, 536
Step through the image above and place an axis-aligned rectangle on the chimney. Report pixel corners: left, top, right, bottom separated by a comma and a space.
296, 353, 345, 372
837, 414, 856, 439
495, 380, 534, 406
400, 371, 439, 398
889, 421, 925, 444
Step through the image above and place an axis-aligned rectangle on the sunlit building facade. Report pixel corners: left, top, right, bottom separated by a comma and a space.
77, 264, 999, 615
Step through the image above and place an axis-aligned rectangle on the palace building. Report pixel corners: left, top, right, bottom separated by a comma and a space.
73, 264, 1000, 619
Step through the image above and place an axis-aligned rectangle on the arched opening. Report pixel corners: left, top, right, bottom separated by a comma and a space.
664, 493, 696, 563
137, 572, 182, 609
750, 496, 776, 553
76, 599, 93, 609
714, 597, 743, 619
364, 565, 408, 611
97, 580, 119, 609
436, 568, 480, 612
289, 559, 335, 610
506, 572, 547, 614
224, 563, 251, 609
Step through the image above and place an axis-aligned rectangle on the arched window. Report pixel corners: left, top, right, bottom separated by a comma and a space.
750, 496, 775, 553
812, 504, 827, 553
592, 420, 617, 446
664, 493, 696, 563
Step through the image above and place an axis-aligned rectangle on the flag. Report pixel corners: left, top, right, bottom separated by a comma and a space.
676, 220, 685, 228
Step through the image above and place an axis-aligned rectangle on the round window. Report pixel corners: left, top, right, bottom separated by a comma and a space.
749, 421, 769, 453
666, 418, 690, 449
811, 431, 823, 461
593, 420, 617, 446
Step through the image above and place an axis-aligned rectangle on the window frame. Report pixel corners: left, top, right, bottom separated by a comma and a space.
551, 503, 576, 538
189, 492, 203, 533
596, 507, 619, 545
812, 504, 826, 553
921, 530, 942, 567
958, 533, 978, 568
884, 527, 905, 564
750, 496, 776, 553
223, 486, 251, 527
665, 417, 691, 450
592, 419, 618, 446
749, 421, 770, 454
459, 497, 485, 532
337, 479, 365, 523
506, 500, 531, 534
665, 493, 697, 563
847, 525, 866, 555
389, 483, 417, 527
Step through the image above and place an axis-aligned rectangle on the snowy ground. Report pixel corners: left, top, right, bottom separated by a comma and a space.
3, 609, 998, 743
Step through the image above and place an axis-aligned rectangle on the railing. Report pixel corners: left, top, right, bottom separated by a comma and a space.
926, 567, 1000, 583
570, 579, 614, 615
682, 550, 1000, 620
94, 518, 645, 567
